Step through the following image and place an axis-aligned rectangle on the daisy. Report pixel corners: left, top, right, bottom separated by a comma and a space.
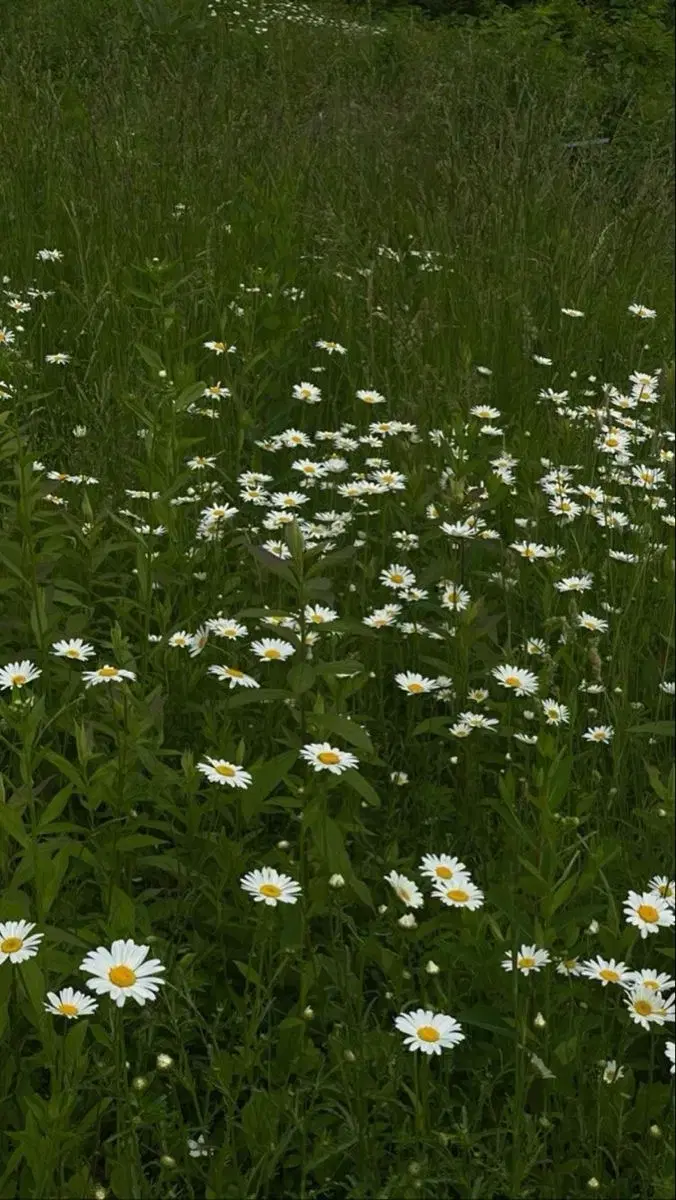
624, 985, 674, 1031
623, 890, 675, 938
299, 743, 359, 774
470, 405, 501, 421
207, 665, 259, 689
492, 665, 539, 697
380, 564, 415, 590
577, 613, 609, 633
0, 919, 43, 965
440, 582, 471, 611
240, 866, 301, 907
433, 879, 484, 910
304, 604, 339, 625
357, 389, 386, 405
394, 1009, 464, 1056
582, 725, 614, 744
625, 969, 675, 993
525, 638, 547, 656
44, 987, 98, 1019
168, 631, 191, 648
315, 339, 347, 355
602, 1060, 626, 1084
197, 758, 252, 789
206, 619, 249, 640
395, 672, 438, 696
556, 957, 584, 978
554, 574, 594, 593
384, 870, 424, 908
82, 664, 136, 688
648, 876, 675, 906
541, 699, 570, 725
627, 303, 656, 319
45, 352, 70, 365
511, 542, 556, 561
51, 638, 95, 661
79, 940, 165, 1007
250, 638, 296, 662
0, 660, 42, 690
580, 957, 633, 988
666, 1042, 675, 1074
418, 853, 469, 884
188, 1135, 214, 1158
502, 944, 551, 976
561, 308, 585, 317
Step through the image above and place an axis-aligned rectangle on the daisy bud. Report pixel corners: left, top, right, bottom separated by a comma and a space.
277, 840, 290, 850
158, 370, 167, 378
398, 913, 417, 929
378, 904, 388, 914
303, 1006, 314, 1020
587, 1179, 600, 1191
534, 1011, 546, 1028
587, 919, 600, 933
156, 1054, 173, 1070
539, 1116, 552, 1130
329, 873, 345, 888
450, 756, 458, 764
425, 960, 440, 975
402, 969, 411, 980
132, 1076, 148, 1092
649, 1124, 661, 1139
160, 1156, 176, 1169
94, 1190, 107, 1200
344, 1049, 356, 1062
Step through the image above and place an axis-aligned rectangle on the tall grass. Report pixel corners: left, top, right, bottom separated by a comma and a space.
0, 1, 673, 1196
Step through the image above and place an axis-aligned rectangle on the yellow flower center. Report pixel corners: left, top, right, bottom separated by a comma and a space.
58, 1002, 79, 1016
504, 675, 521, 688
397, 888, 411, 902
564, 959, 577, 970
65, 648, 81, 658
644, 979, 659, 990
518, 956, 536, 970
1, 936, 23, 954
637, 904, 659, 923
108, 965, 136, 988
98, 666, 119, 678
227, 668, 244, 678
263, 649, 281, 659
435, 866, 453, 880
446, 888, 470, 903
260, 883, 282, 898
318, 751, 340, 765
407, 683, 424, 693
633, 999, 653, 1017
10, 674, 27, 686
310, 614, 324, 623
416, 1025, 440, 1043
390, 574, 404, 584
215, 764, 236, 778
599, 969, 619, 982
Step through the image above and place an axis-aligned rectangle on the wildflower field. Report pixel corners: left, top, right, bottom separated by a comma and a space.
0, 0, 674, 1196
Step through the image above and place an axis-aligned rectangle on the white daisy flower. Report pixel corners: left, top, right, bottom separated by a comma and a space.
82, 664, 136, 688
602, 1059, 626, 1084
384, 870, 424, 909
580, 957, 633, 988
299, 743, 359, 774
207, 665, 259, 689
625, 969, 675, 993
501, 944, 551, 975
666, 1041, 675, 1074
432, 879, 484, 910
44, 987, 98, 1019
556, 957, 584, 978
394, 1008, 464, 1056
624, 985, 674, 1031
250, 638, 296, 662
648, 876, 675, 906
380, 564, 415, 590
492, 665, 539, 697
582, 725, 614, 744
0, 660, 42, 690
0, 919, 44, 964
419, 853, 469, 884
541, 699, 570, 725
79, 939, 166, 1008
206, 619, 249, 641
188, 1135, 214, 1158
197, 758, 252, 789
394, 671, 438, 696
240, 866, 301, 907
51, 638, 96, 661
623, 890, 675, 938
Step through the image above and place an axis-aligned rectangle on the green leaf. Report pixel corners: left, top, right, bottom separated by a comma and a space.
0, 803, 29, 848
226, 687, 292, 709
287, 663, 316, 694
135, 342, 165, 372
249, 545, 297, 585
241, 750, 298, 821
342, 769, 380, 807
629, 721, 675, 737
175, 381, 207, 411
305, 712, 374, 755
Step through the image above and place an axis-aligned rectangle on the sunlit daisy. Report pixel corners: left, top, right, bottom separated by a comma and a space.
395, 671, 438, 696
197, 758, 252, 789
501, 944, 551, 975
250, 638, 296, 662
44, 987, 98, 1019
300, 743, 359, 774
580, 956, 633, 988
492, 665, 539, 697
0, 660, 42, 690
582, 725, 614, 744
82, 664, 136, 688
240, 866, 301, 907
624, 985, 674, 1031
207, 665, 259, 689
168, 631, 191, 648
384, 870, 424, 909
304, 604, 339, 625
418, 853, 469, 885
380, 564, 415, 590
357, 388, 386, 405
51, 638, 95, 661
394, 1009, 464, 1056
80, 940, 165, 1007
625, 969, 675, 993
0, 919, 43, 965
623, 890, 675, 938
433, 879, 484, 910
648, 876, 675, 906
556, 957, 584, 978
541, 699, 570, 725
577, 613, 609, 633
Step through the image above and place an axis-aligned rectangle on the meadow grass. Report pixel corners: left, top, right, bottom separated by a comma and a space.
0, 0, 674, 1196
